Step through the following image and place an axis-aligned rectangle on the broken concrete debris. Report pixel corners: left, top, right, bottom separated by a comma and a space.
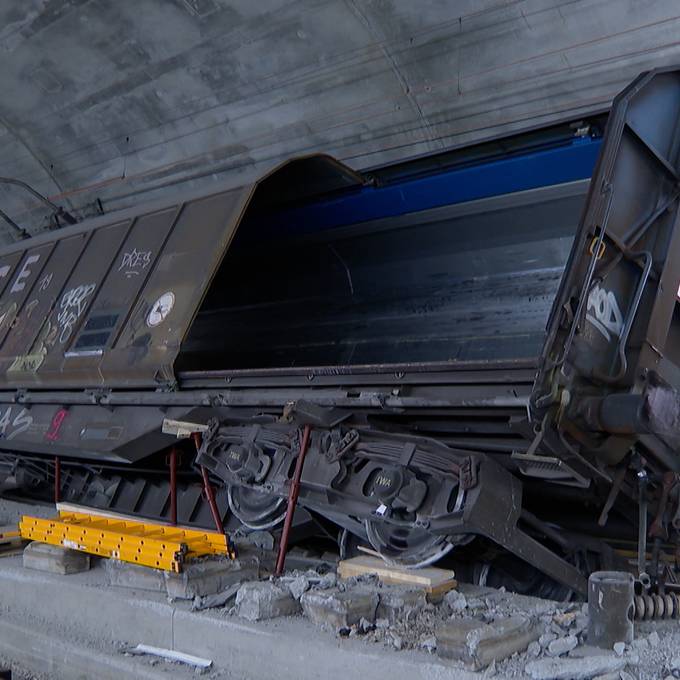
235, 581, 300, 621
527, 640, 541, 658
105, 559, 166, 592
524, 655, 627, 680
300, 587, 379, 629
284, 574, 312, 600
376, 587, 426, 624
419, 635, 437, 652
166, 553, 259, 600
192, 582, 241, 611
546, 634, 578, 656
436, 615, 540, 670
19, 533, 673, 680
23, 540, 90, 575
444, 589, 467, 612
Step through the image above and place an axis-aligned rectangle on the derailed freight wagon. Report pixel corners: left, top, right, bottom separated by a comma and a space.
1, 67, 680, 598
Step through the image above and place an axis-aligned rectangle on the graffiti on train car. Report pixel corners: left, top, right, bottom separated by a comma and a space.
10, 255, 41, 293
586, 284, 623, 342
38, 273, 53, 292
57, 283, 96, 344
0, 303, 18, 333
0, 257, 56, 351
45, 408, 68, 442
118, 248, 153, 278
0, 406, 32, 440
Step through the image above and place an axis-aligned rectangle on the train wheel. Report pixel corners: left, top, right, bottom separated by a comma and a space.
227, 485, 286, 530
364, 520, 455, 568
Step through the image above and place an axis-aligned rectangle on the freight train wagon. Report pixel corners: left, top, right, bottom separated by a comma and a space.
1, 67, 680, 599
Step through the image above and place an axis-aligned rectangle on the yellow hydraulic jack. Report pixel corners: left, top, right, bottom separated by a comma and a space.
19, 510, 236, 573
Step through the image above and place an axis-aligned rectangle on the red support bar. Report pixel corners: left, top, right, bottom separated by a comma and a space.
194, 432, 224, 535
275, 424, 312, 576
54, 456, 61, 504
169, 448, 178, 526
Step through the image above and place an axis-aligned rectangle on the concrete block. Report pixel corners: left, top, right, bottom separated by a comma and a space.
300, 587, 379, 629
165, 554, 259, 600
525, 655, 627, 680
0, 525, 22, 552
104, 559, 166, 592
23, 541, 90, 575
436, 615, 539, 670
547, 634, 578, 657
235, 581, 300, 621
377, 587, 427, 624
283, 574, 312, 600
444, 589, 469, 612
192, 582, 241, 611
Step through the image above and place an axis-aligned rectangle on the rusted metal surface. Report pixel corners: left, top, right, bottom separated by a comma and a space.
0, 190, 248, 389
169, 447, 178, 527
196, 433, 225, 536
54, 456, 60, 504
534, 67, 680, 470
0, 155, 361, 392
275, 424, 312, 577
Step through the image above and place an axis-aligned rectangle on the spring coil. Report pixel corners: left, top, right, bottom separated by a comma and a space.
633, 592, 680, 620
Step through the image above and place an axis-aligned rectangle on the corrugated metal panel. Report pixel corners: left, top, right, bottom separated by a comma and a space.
0, 186, 250, 388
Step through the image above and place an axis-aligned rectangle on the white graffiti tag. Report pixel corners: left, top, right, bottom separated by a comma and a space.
38, 272, 53, 291
57, 283, 96, 344
118, 249, 152, 278
0, 406, 32, 440
586, 284, 624, 342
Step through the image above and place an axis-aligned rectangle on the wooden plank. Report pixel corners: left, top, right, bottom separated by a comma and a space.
337, 555, 457, 595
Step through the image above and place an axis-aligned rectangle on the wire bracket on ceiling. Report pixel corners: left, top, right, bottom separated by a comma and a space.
0, 176, 77, 240
0, 206, 29, 240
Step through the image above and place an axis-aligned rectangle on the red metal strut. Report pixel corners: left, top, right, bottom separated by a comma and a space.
275, 424, 312, 576
193, 432, 225, 535
54, 456, 61, 504
169, 447, 178, 526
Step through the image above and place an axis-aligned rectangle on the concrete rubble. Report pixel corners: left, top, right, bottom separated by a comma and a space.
1, 502, 676, 680
23, 541, 90, 575
235, 581, 300, 621
376, 587, 426, 624
165, 554, 260, 600
105, 550, 261, 600
436, 615, 540, 670
223, 563, 663, 679
524, 655, 627, 679
300, 586, 379, 629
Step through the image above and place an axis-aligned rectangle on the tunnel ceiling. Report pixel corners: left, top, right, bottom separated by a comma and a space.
1, 0, 680, 244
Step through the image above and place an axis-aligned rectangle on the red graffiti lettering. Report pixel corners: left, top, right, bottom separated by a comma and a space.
45, 408, 68, 442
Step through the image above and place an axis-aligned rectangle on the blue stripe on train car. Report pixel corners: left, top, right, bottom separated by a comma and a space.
258, 135, 602, 238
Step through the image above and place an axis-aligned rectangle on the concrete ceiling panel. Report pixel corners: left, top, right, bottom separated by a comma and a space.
1, 0, 680, 243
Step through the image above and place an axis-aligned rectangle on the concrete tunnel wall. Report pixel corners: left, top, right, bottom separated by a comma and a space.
1, 0, 680, 243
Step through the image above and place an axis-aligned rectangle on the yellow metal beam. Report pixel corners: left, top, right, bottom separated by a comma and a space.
19, 511, 236, 573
